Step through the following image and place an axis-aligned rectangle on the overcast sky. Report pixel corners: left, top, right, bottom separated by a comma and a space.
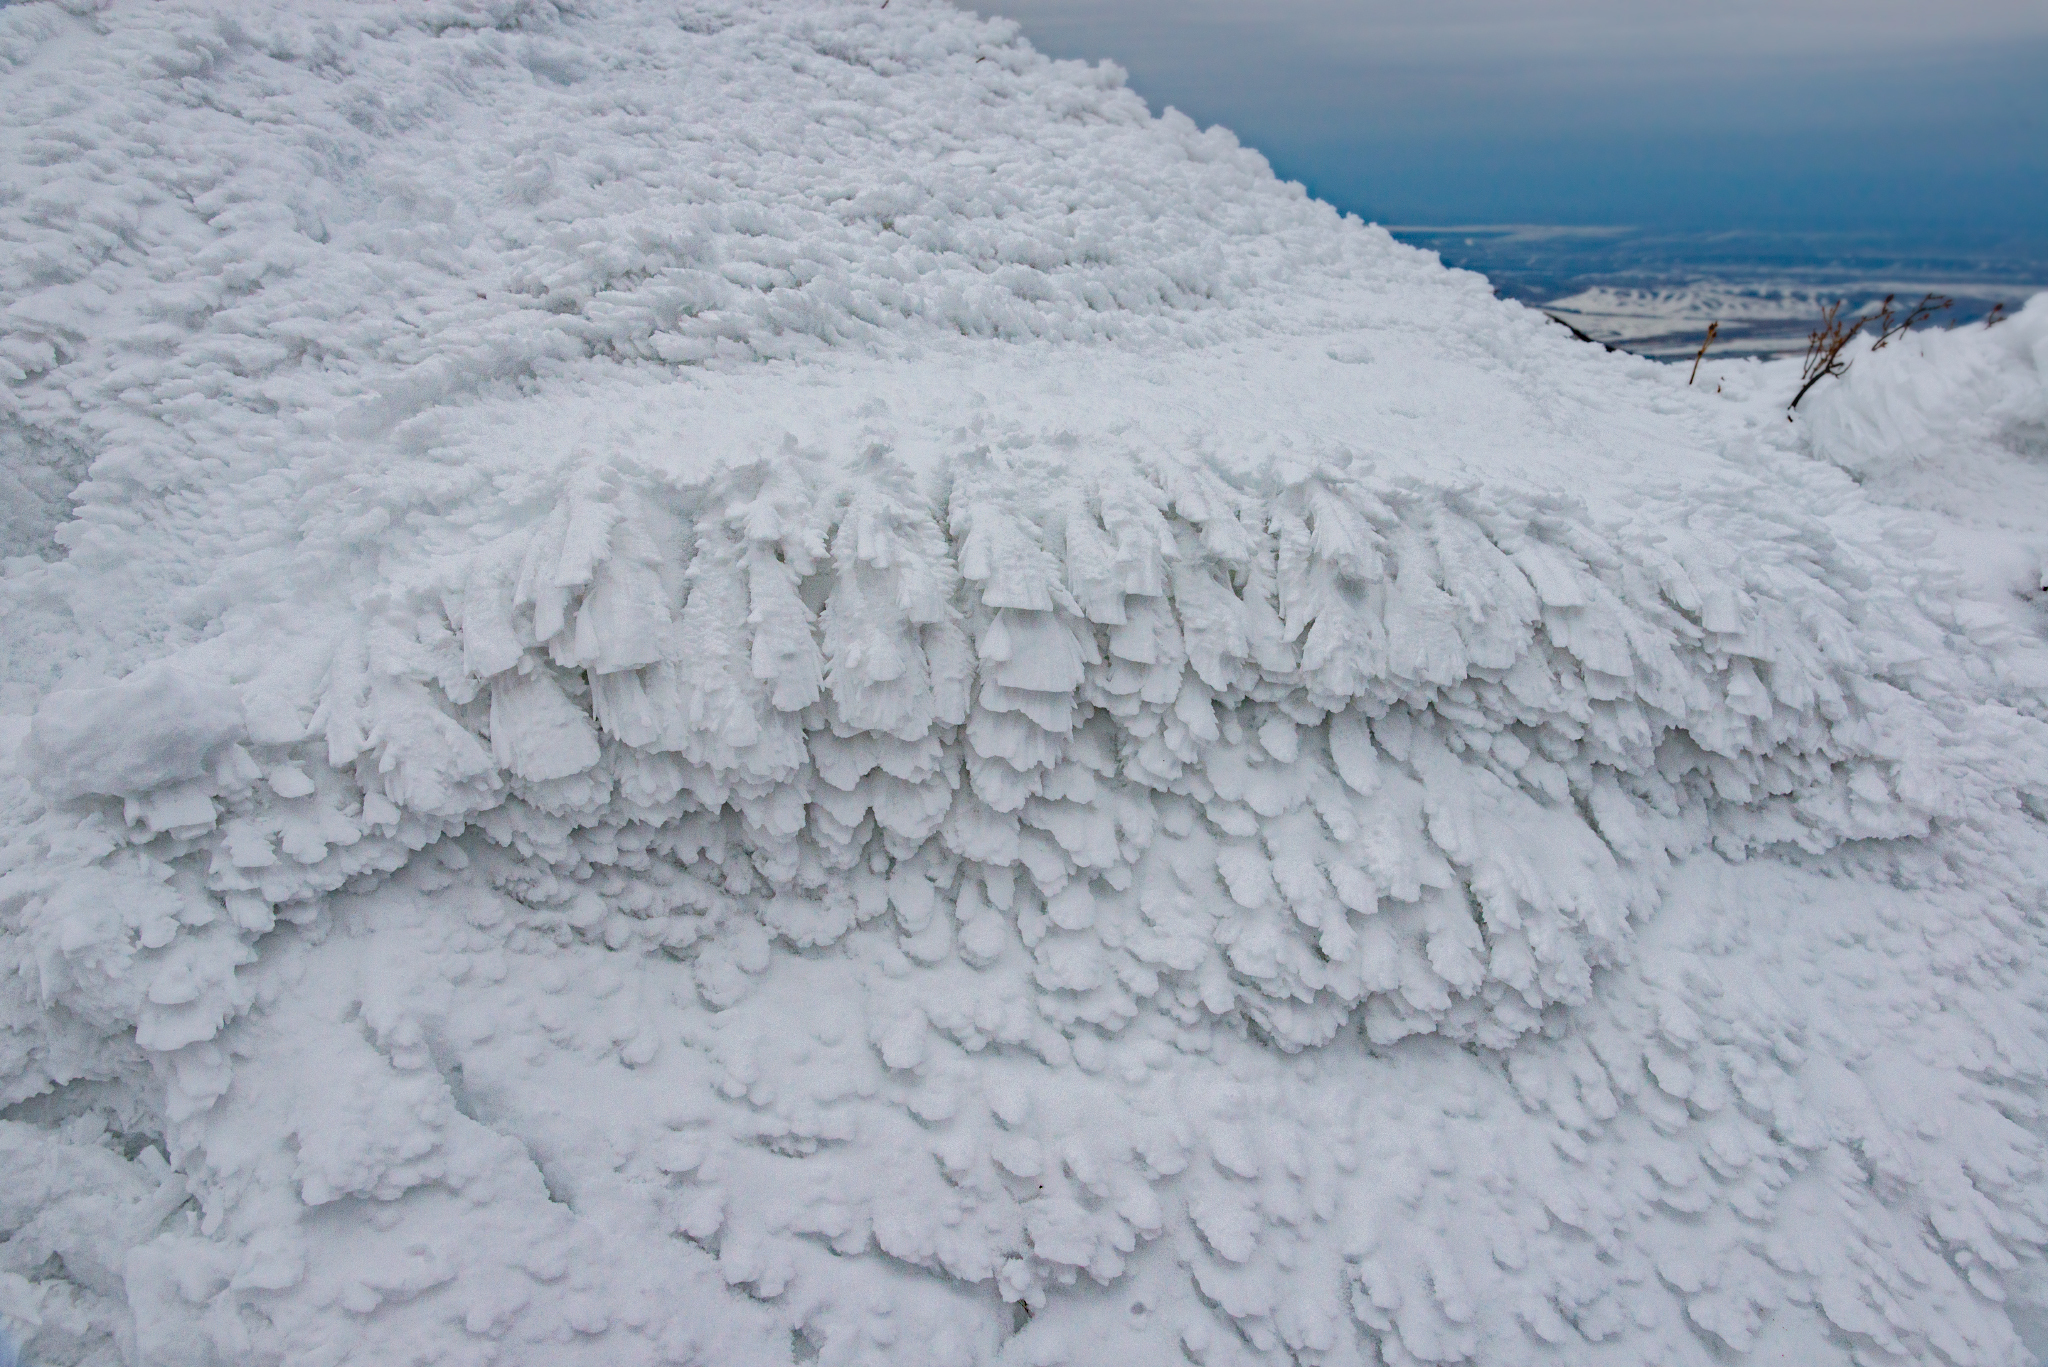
980, 1, 2048, 236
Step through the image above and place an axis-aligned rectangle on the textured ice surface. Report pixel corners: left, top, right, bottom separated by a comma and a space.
2, 2, 2046, 1365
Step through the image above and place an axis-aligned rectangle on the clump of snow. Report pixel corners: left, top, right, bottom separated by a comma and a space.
26, 664, 247, 804
1804, 299, 2048, 593
1806, 298, 2048, 483
2, 2, 2046, 1366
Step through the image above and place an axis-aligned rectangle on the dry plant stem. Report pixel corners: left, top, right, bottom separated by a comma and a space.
1790, 299, 1865, 411
1545, 312, 1596, 344
1543, 312, 1624, 352
1872, 292, 1952, 351
1984, 302, 2007, 328
1688, 321, 1719, 385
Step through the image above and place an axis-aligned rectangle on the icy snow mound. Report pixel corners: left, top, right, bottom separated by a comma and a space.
1805, 298, 2048, 550
1805, 300, 2048, 477
3, 3, 2048, 1367
0, 0, 1343, 569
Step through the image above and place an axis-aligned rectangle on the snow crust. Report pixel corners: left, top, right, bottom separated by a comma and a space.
2, 2, 2046, 1365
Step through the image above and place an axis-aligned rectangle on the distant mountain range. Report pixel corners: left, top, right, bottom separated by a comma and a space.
1391, 224, 2047, 355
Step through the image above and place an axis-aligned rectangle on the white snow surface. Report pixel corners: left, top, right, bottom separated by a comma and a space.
2, 2, 2047, 1365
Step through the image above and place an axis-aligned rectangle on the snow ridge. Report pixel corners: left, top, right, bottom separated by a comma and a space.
0, 0, 1332, 573
2, 2, 2046, 1365
14, 438, 1988, 1065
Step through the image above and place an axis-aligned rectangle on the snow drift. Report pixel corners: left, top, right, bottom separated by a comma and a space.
2, 2, 2046, 1365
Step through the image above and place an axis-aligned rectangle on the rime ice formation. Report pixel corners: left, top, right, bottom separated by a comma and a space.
3, 2, 2047, 1365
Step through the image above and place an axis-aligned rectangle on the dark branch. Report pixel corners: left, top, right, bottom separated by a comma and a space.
1543, 313, 1619, 352
1789, 299, 1865, 411
1871, 292, 1951, 351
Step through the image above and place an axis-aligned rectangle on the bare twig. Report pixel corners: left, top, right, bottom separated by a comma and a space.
1687, 321, 1719, 385
1544, 312, 1597, 344
1870, 291, 1950, 350
1985, 302, 2008, 328
1788, 299, 1864, 411
1543, 312, 1620, 352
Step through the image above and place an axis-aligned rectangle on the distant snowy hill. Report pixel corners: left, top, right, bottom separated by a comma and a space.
2, 3, 2046, 1366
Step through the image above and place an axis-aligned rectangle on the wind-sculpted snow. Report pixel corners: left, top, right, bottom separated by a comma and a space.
3, 2, 2047, 1365
1803, 303, 2048, 572
0, 0, 1342, 574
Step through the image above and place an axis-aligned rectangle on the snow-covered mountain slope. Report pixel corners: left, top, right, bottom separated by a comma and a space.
2, 2, 2046, 1365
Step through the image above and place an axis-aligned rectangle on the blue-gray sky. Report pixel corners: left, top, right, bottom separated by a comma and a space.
981, 1, 2048, 240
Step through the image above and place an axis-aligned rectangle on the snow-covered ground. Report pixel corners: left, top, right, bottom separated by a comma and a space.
2, 3, 2045, 1366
